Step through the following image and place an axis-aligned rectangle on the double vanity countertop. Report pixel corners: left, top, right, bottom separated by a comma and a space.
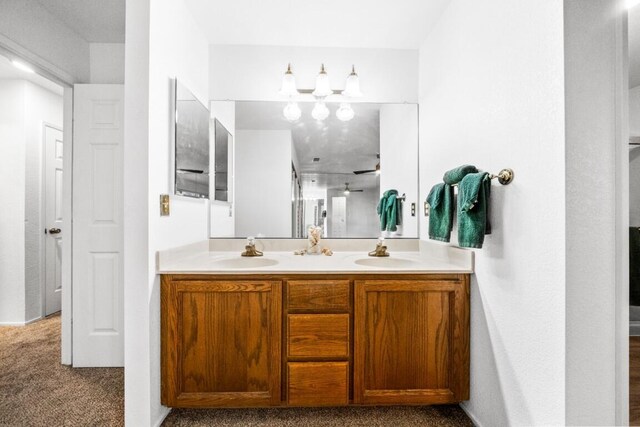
157, 238, 474, 275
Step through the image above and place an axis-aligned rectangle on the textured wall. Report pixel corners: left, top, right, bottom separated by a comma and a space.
418, 0, 566, 425
209, 44, 418, 103
123, 0, 210, 425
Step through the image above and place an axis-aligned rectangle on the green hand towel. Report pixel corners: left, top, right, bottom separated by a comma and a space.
458, 172, 491, 248
377, 189, 401, 232
443, 165, 478, 185
426, 183, 454, 242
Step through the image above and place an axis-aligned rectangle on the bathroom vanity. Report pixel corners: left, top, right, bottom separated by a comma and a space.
159, 240, 472, 408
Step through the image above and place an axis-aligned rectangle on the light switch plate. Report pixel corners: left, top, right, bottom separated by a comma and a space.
160, 194, 170, 216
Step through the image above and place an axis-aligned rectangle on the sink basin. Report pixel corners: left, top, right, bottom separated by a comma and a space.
210, 257, 279, 269
354, 257, 421, 268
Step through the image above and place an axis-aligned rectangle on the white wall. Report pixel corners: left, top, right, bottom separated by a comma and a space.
564, 1, 626, 424
235, 130, 292, 237
380, 104, 419, 237
0, 80, 63, 324
419, 1, 566, 425
209, 100, 235, 237
631, 87, 640, 225
631, 86, 640, 226
124, 0, 210, 425
89, 43, 125, 84
0, 80, 27, 324
0, 0, 90, 83
630, 85, 640, 137
209, 44, 418, 103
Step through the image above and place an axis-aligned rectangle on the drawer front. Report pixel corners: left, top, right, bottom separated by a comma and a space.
287, 314, 349, 358
287, 280, 350, 311
287, 362, 349, 406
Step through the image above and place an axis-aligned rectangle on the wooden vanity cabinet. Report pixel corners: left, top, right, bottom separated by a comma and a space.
161, 277, 282, 407
353, 275, 470, 404
161, 274, 469, 408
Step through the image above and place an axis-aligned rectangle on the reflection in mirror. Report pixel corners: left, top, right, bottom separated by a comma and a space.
213, 119, 232, 202
174, 81, 210, 198
209, 101, 419, 239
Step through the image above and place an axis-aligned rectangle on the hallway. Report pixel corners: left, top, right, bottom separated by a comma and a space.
0, 315, 123, 426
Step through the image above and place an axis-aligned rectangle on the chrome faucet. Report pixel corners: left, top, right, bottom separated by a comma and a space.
368, 237, 390, 257
241, 237, 263, 257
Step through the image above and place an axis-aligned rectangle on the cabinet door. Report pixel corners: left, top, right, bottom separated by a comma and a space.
161, 277, 282, 407
354, 277, 469, 405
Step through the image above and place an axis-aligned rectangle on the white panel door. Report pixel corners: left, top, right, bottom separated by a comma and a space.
331, 196, 347, 237
72, 84, 124, 367
44, 125, 64, 315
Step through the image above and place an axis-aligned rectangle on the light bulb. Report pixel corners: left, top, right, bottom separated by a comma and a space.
344, 189, 350, 195
278, 63, 299, 97
311, 102, 330, 121
342, 65, 363, 98
336, 103, 354, 122
283, 101, 301, 121
312, 64, 333, 98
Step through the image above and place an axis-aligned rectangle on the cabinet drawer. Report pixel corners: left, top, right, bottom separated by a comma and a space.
287, 314, 349, 358
287, 362, 349, 406
287, 280, 350, 311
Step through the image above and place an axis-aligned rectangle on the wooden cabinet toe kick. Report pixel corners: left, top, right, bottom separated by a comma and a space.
161, 273, 470, 408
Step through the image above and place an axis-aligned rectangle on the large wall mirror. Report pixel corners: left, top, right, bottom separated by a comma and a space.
209, 100, 419, 239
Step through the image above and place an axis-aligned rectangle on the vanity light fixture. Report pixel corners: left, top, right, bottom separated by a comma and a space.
311, 102, 330, 121
342, 65, 363, 98
279, 63, 363, 121
279, 63, 299, 97
312, 64, 333, 98
12, 59, 35, 74
336, 103, 355, 122
283, 101, 302, 121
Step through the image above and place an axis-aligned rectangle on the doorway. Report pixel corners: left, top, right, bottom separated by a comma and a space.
43, 124, 64, 316
0, 54, 66, 326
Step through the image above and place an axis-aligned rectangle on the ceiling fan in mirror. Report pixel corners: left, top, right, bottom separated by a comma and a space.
343, 182, 364, 195
353, 154, 380, 175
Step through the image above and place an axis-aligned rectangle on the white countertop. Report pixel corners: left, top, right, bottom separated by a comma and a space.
157, 239, 474, 275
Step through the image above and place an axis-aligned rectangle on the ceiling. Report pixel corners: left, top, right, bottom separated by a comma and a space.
35, 0, 125, 43
235, 101, 381, 191
631, 6, 640, 88
184, 0, 451, 49
0, 54, 63, 95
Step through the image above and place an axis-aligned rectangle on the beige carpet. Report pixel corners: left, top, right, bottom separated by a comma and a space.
0, 314, 124, 427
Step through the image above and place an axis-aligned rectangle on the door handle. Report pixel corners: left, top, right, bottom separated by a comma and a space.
48, 228, 61, 234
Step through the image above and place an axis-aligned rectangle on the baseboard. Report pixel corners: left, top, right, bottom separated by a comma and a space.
0, 316, 43, 326
0, 321, 27, 326
460, 403, 482, 427
630, 321, 640, 336
153, 407, 171, 427
25, 316, 42, 325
